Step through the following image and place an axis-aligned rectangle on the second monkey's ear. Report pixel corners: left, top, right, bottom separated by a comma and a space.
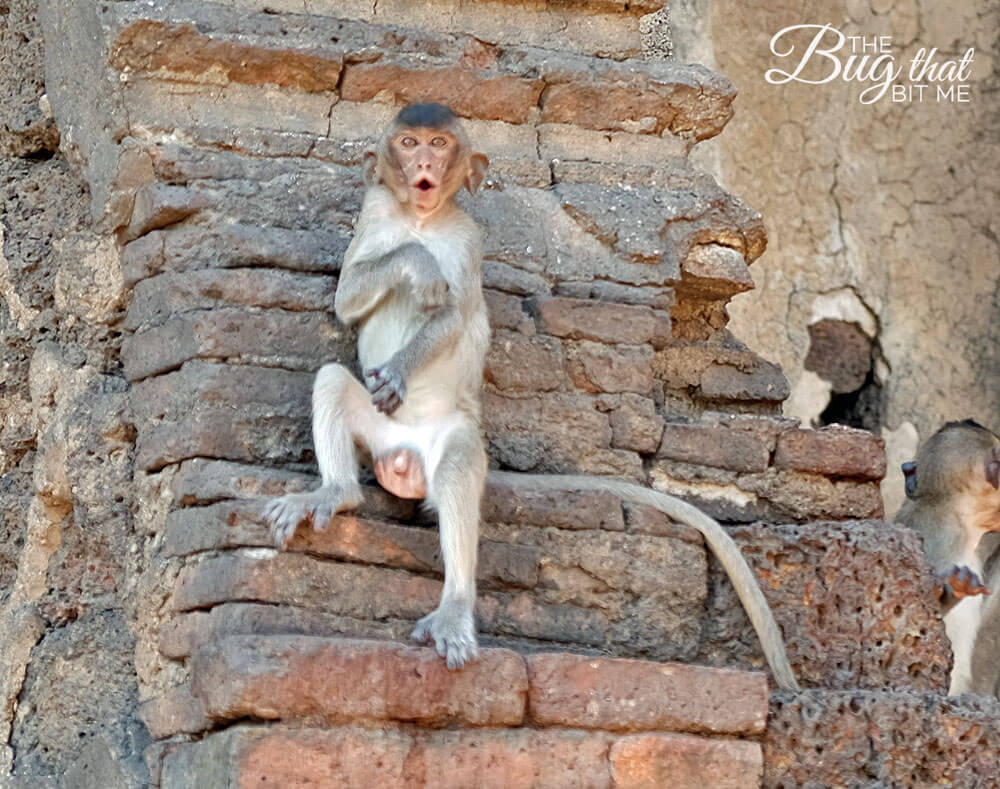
465, 153, 489, 194
987, 457, 1000, 489
362, 150, 379, 186
902, 461, 918, 499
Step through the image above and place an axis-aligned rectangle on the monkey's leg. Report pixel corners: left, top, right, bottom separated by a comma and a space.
411, 420, 486, 669
265, 362, 402, 548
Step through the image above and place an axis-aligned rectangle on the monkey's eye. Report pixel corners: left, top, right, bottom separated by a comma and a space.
400, 137, 418, 147
430, 136, 448, 147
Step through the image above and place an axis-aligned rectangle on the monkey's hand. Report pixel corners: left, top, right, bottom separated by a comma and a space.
936, 565, 991, 604
365, 361, 407, 415
409, 265, 449, 314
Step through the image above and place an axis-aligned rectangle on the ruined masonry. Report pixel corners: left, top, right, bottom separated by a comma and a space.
1, 0, 998, 786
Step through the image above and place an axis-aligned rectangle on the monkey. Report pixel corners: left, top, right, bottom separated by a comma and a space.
264, 102, 491, 669
264, 103, 800, 689
896, 419, 1000, 695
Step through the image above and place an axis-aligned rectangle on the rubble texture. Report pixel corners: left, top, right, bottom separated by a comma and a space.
0, 0, 993, 787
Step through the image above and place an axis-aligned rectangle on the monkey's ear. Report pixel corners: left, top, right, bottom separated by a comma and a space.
986, 458, 1000, 489
362, 151, 379, 186
465, 153, 489, 194
902, 461, 918, 499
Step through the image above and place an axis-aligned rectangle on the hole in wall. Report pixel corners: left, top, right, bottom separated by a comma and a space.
804, 318, 885, 431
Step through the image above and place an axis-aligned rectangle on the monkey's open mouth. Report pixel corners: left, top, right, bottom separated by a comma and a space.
416, 179, 435, 191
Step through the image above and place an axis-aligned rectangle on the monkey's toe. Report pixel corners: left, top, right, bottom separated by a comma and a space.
411, 604, 477, 670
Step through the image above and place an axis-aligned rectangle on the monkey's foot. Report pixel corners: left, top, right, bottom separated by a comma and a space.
374, 447, 427, 499
263, 483, 363, 550
411, 599, 478, 669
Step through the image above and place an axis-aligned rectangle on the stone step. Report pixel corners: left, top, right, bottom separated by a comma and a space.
105, 1, 736, 143
156, 723, 762, 789
186, 636, 768, 733
764, 689, 1000, 788
153, 463, 949, 691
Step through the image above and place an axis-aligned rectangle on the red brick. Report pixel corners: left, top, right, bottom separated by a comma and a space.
111, 20, 343, 93
191, 636, 528, 726
774, 425, 886, 480
533, 297, 671, 348
610, 733, 762, 789
162, 725, 615, 789
341, 62, 543, 125
527, 653, 768, 735
658, 422, 770, 472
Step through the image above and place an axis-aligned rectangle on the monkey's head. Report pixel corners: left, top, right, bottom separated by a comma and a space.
912, 420, 1000, 529
365, 103, 489, 221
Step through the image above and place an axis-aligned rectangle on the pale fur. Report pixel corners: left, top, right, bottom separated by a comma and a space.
264, 180, 489, 669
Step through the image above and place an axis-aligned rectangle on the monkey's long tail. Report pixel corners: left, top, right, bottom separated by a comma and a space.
492, 471, 800, 691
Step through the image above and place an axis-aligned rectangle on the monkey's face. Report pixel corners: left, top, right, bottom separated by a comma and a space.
386, 127, 463, 219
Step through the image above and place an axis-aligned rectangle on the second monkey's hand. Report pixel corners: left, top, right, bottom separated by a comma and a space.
365, 361, 407, 415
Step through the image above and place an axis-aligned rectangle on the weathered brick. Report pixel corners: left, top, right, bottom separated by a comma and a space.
622, 502, 702, 543
484, 289, 534, 333
125, 268, 335, 330
342, 61, 543, 124
484, 471, 625, 531
485, 330, 567, 393
538, 59, 735, 139
680, 243, 755, 298
132, 362, 313, 470
121, 223, 348, 285
158, 602, 412, 660
191, 636, 528, 726
111, 20, 343, 93
120, 182, 209, 243
160, 503, 542, 588
533, 297, 671, 348
162, 725, 616, 789
122, 308, 348, 381
139, 683, 210, 739
699, 359, 790, 403
658, 422, 770, 472
527, 653, 767, 735
567, 342, 654, 395
483, 392, 642, 479
774, 425, 886, 480
168, 458, 418, 521
610, 733, 763, 789
608, 394, 664, 454
170, 551, 441, 617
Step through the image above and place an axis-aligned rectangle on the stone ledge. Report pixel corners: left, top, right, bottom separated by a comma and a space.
527, 652, 767, 736
159, 723, 761, 789
191, 636, 528, 727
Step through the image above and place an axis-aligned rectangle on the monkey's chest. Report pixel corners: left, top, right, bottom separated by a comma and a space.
357, 291, 423, 368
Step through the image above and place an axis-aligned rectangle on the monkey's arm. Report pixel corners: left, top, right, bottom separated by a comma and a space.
365, 303, 463, 414
335, 242, 447, 324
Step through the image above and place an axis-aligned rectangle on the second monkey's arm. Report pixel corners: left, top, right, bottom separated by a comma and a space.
335, 242, 448, 325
